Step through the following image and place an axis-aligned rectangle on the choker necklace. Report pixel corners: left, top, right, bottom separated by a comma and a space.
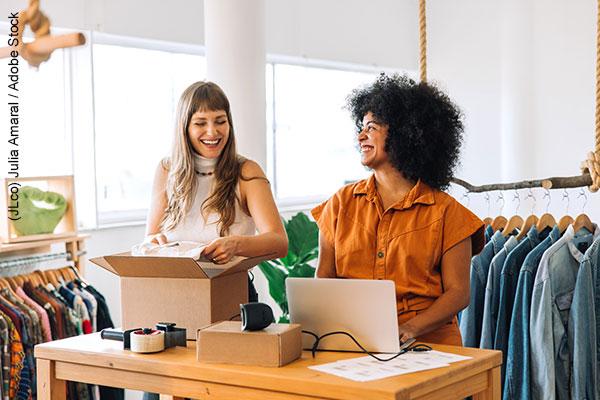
195, 170, 214, 176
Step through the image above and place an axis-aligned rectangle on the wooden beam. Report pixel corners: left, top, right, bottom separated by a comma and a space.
451, 173, 593, 193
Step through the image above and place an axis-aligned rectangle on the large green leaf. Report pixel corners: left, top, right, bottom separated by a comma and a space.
286, 213, 318, 261
257, 261, 288, 308
260, 212, 319, 319
288, 263, 316, 278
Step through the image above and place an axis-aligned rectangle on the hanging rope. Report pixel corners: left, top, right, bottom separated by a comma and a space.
419, 0, 427, 82
414, 0, 599, 193
579, 0, 600, 192
0, 0, 85, 68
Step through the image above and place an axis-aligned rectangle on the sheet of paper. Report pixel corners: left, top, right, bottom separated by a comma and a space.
308, 350, 472, 382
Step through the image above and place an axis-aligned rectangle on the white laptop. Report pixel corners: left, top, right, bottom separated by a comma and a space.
286, 278, 400, 353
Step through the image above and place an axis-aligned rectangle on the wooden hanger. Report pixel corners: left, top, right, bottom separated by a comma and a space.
503, 215, 524, 237
491, 216, 508, 232
483, 217, 493, 226
573, 213, 594, 234
4, 276, 18, 291
516, 215, 539, 241
34, 270, 48, 286
558, 215, 574, 234
535, 213, 556, 233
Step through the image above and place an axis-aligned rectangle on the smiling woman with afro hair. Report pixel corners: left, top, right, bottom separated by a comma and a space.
347, 74, 463, 190
311, 73, 485, 347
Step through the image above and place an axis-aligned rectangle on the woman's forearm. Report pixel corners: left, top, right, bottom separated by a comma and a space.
234, 232, 288, 259
400, 288, 468, 338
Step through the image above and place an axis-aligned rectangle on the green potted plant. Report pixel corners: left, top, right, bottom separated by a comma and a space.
258, 212, 318, 322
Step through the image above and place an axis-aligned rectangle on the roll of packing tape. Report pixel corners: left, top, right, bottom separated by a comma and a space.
130, 328, 165, 353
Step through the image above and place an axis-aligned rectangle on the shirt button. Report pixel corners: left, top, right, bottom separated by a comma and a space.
377, 251, 384, 258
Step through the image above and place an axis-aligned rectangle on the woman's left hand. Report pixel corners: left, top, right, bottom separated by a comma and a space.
202, 236, 241, 264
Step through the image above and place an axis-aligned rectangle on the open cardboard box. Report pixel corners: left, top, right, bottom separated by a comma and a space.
90, 251, 276, 339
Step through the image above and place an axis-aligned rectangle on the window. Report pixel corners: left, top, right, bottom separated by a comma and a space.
269, 63, 376, 203
0, 35, 72, 177
92, 43, 206, 223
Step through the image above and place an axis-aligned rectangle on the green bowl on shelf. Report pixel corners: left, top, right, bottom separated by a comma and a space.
10, 186, 68, 236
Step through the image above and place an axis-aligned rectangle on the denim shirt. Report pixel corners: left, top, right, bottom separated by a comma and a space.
485, 224, 494, 243
504, 226, 560, 400
460, 231, 506, 347
530, 224, 599, 400
480, 235, 518, 349
495, 226, 549, 385
569, 236, 600, 400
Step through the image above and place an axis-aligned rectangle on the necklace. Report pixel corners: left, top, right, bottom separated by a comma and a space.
195, 170, 214, 176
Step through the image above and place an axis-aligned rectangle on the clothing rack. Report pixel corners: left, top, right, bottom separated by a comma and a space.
0, 264, 118, 400
0, 233, 89, 273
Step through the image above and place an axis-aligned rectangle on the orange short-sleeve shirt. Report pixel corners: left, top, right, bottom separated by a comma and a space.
311, 175, 484, 306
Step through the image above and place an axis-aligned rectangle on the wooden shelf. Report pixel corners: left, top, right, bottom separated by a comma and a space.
0, 233, 89, 254
0, 233, 90, 274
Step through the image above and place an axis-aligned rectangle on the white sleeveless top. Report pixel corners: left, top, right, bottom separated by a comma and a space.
164, 153, 256, 243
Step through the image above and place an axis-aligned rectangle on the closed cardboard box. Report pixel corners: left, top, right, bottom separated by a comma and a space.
90, 253, 275, 340
197, 321, 302, 367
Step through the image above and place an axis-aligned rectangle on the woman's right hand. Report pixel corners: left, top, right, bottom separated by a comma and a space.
145, 233, 167, 245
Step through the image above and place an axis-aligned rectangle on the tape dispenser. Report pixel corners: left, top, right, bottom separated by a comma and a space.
101, 322, 187, 353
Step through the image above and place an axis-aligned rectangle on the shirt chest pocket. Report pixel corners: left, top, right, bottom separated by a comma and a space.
387, 218, 443, 275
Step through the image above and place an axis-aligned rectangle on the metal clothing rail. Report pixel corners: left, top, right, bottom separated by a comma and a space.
0, 251, 71, 269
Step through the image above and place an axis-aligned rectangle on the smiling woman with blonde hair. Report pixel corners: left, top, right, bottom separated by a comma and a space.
145, 80, 288, 270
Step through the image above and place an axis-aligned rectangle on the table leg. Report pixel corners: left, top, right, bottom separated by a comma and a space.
37, 359, 67, 400
473, 366, 501, 400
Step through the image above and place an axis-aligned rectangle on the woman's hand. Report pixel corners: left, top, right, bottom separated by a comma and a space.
145, 233, 167, 245
398, 321, 421, 343
202, 236, 241, 264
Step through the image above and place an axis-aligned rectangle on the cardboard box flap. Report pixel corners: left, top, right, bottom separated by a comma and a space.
91, 253, 209, 279
197, 252, 278, 278
89, 255, 118, 275
90, 251, 278, 279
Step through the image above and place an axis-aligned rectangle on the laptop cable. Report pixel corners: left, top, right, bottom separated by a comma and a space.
301, 330, 432, 362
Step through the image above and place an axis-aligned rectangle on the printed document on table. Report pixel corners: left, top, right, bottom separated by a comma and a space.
309, 350, 472, 382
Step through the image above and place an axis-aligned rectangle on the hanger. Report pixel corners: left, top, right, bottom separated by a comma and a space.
535, 213, 557, 232
572, 188, 594, 234
503, 215, 524, 237
491, 216, 507, 232
68, 265, 90, 287
4, 276, 18, 291
573, 213, 594, 234
483, 217, 493, 226
34, 270, 48, 286
516, 214, 538, 241
558, 215, 574, 234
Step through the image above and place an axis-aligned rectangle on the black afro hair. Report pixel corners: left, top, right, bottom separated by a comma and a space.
346, 73, 464, 190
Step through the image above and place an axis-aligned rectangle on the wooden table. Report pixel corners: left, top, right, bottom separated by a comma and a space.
35, 333, 501, 400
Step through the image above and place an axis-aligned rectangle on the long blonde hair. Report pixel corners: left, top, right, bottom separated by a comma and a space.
160, 81, 245, 236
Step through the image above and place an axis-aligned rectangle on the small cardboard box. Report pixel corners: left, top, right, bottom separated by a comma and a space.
90, 253, 275, 340
197, 321, 302, 367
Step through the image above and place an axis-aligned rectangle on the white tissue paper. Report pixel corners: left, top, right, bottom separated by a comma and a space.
131, 241, 208, 260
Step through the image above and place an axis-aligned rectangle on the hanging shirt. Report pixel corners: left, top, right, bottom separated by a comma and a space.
311, 176, 484, 345
460, 230, 506, 347
495, 226, 549, 385
480, 235, 518, 349
530, 224, 600, 400
569, 235, 600, 400
503, 225, 561, 400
